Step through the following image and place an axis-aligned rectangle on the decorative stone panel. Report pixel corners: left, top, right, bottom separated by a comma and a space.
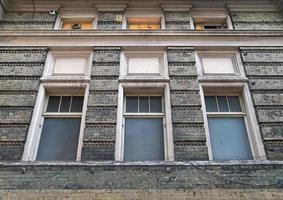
165, 11, 192, 30
231, 11, 283, 30
82, 47, 120, 161
0, 12, 56, 30
0, 47, 48, 161
97, 12, 122, 29
167, 47, 208, 161
240, 47, 283, 160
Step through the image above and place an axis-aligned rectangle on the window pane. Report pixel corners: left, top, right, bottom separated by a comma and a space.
124, 118, 164, 161
139, 96, 149, 113
150, 96, 162, 112
126, 96, 138, 112
71, 96, 84, 112
59, 96, 71, 112
46, 96, 60, 112
204, 96, 218, 112
36, 118, 81, 161
217, 96, 229, 112
228, 96, 242, 112
208, 117, 253, 160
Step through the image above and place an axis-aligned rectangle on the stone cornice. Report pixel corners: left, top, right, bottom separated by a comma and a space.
1, 30, 283, 47
1, 30, 283, 36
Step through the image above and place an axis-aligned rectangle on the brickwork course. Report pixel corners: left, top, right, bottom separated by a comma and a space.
0, 0, 283, 199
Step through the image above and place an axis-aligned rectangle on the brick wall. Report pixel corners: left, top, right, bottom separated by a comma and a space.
0, 47, 48, 161
231, 11, 283, 30
168, 47, 208, 161
240, 47, 283, 160
0, 12, 56, 30
82, 47, 120, 161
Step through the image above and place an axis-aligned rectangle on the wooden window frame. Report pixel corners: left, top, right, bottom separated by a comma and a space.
115, 83, 174, 161
199, 83, 266, 161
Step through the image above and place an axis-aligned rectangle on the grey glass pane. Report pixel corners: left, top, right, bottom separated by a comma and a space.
36, 118, 81, 161
204, 96, 218, 112
139, 96, 149, 113
46, 96, 60, 112
208, 117, 253, 160
217, 96, 229, 112
59, 96, 71, 112
126, 97, 138, 113
150, 96, 162, 113
124, 118, 164, 161
71, 96, 84, 112
228, 96, 242, 112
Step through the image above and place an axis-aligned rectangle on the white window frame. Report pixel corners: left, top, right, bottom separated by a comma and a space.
122, 11, 165, 30
191, 9, 233, 30
23, 49, 92, 161
22, 84, 89, 161
115, 82, 174, 161
54, 12, 97, 30
120, 50, 169, 80
196, 50, 246, 79
199, 83, 266, 160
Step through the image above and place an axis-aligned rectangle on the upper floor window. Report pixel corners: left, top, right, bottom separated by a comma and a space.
127, 17, 161, 30
194, 18, 228, 30
61, 18, 94, 30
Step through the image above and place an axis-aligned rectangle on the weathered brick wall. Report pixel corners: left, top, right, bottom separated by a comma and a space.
0, 47, 48, 161
168, 47, 208, 161
97, 12, 122, 29
230, 11, 283, 30
164, 12, 191, 29
240, 47, 283, 160
82, 47, 120, 161
0, 162, 282, 189
0, 12, 56, 30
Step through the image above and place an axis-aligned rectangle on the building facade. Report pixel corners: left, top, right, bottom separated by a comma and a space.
0, 0, 283, 199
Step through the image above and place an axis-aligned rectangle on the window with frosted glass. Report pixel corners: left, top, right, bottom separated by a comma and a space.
124, 95, 164, 161
204, 96, 253, 160
127, 17, 161, 30
36, 96, 84, 161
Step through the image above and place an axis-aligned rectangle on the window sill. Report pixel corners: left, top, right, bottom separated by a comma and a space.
3, 160, 282, 167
